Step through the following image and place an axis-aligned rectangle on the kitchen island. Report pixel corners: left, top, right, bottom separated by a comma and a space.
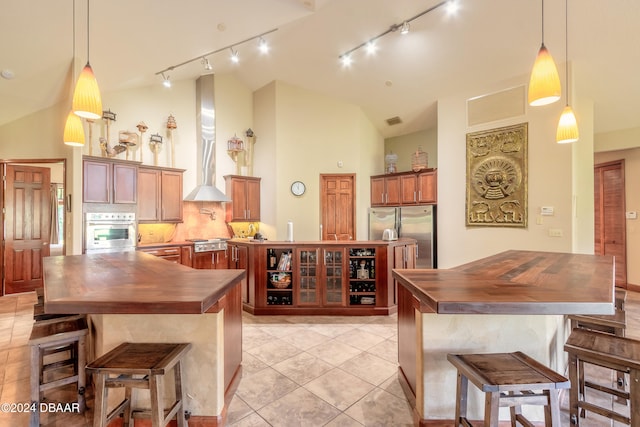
229, 238, 417, 315
43, 251, 246, 426
392, 250, 615, 424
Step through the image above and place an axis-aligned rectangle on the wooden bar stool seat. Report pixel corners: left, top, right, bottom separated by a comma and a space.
29, 315, 88, 427
86, 342, 192, 427
447, 351, 570, 427
564, 328, 640, 426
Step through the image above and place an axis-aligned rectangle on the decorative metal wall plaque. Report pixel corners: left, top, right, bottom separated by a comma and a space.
466, 122, 528, 227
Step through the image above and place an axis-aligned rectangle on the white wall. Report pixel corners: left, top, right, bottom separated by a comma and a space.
436, 71, 591, 268
253, 80, 383, 241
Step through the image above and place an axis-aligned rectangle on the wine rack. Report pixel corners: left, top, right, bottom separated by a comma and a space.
348, 247, 376, 306
266, 247, 293, 305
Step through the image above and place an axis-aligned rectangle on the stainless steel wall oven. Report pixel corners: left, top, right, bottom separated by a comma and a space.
84, 212, 137, 254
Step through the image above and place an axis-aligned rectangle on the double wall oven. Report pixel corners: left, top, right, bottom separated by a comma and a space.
84, 212, 137, 254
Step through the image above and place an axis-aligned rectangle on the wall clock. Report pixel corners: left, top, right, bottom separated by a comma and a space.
291, 181, 306, 196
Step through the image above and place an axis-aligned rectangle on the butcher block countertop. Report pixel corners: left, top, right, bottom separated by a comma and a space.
393, 250, 615, 315
43, 251, 246, 314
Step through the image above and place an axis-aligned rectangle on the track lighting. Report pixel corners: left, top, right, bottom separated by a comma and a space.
258, 37, 269, 54
161, 72, 171, 88
338, 1, 454, 65
155, 28, 277, 86
365, 41, 377, 55
230, 47, 240, 64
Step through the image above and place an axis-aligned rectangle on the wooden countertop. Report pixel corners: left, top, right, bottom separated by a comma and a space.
43, 252, 246, 314
393, 250, 615, 315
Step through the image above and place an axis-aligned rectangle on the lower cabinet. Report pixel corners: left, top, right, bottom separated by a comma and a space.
138, 245, 193, 267
237, 240, 416, 315
193, 250, 228, 270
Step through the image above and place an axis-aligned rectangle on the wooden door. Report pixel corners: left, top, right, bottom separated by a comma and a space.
417, 170, 437, 204
246, 178, 261, 221
321, 174, 355, 240
370, 177, 385, 206
595, 160, 627, 286
385, 176, 401, 205
113, 163, 137, 204
400, 175, 418, 205
83, 159, 111, 203
229, 177, 249, 220
4, 165, 51, 294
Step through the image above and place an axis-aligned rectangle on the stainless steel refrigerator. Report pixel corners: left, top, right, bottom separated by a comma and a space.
368, 206, 436, 268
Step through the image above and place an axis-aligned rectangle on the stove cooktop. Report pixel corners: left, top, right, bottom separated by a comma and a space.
187, 238, 229, 252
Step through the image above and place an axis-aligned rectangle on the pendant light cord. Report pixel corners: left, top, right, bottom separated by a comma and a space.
565, 0, 569, 107
72, 0, 76, 81
541, 0, 545, 44
86, 0, 90, 63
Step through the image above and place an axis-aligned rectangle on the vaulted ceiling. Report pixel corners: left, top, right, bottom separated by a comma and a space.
1, 0, 638, 139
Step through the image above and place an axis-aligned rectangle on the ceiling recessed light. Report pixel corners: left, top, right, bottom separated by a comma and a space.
1, 69, 15, 80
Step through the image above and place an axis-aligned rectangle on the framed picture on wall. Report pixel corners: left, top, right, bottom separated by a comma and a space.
465, 122, 528, 228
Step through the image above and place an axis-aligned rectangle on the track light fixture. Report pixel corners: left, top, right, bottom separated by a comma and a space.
338, 0, 455, 66
230, 47, 240, 64
155, 28, 277, 85
161, 72, 171, 88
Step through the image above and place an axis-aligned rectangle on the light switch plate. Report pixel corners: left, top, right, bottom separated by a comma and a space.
626, 211, 638, 219
541, 206, 554, 216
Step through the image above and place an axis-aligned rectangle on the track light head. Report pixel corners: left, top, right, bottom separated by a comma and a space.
400, 21, 410, 35
201, 57, 213, 71
230, 48, 240, 63
365, 41, 377, 55
258, 37, 269, 54
161, 72, 171, 88
340, 54, 352, 67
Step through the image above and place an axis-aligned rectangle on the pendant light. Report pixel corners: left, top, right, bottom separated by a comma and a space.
528, 0, 561, 106
72, 0, 102, 119
64, 0, 86, 146
556, 0, 579, 143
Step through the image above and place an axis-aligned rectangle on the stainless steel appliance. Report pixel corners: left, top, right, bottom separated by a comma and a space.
187, 238, 228, 252
84, 212, 137, 254
368, 206, 436, 268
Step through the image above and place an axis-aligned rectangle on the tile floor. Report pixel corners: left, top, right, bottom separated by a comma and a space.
0, 290, 639, 426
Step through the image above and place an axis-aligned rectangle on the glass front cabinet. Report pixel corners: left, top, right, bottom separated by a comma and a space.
296, 248, 345, 307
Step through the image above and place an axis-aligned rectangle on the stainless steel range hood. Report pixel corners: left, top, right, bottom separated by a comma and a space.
184, 74, 230, 202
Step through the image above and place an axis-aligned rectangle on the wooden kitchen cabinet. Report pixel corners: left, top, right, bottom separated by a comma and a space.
370, 169, 437, 206
193, 250, 228, 270
228, 242, 251, 304
138, 246, 182, 264
137, 166, 185, 223
370, 175, 400, 206
83, 156, 139, 204
295, 248, 346, 307
225, 175, 261, 221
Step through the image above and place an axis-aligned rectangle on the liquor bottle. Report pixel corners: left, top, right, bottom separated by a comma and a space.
370, 260, 375, 279
268, 249, 276, 269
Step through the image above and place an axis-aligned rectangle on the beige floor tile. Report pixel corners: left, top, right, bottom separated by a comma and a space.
334, 328, 386, 351
343, 387, 413, 427
228, 411, 272, 427
324, 412, 365, 426
365, 338, 398, 363
307, 324, 356, 338
258, 386, 341, 427
304, 368, 375, 411
236, 367, 298, 410
339, 353, 397, 386
227, 395, 256, 424
306, 339, 363, 366
245, 338, 302, 366
279, 328, 332, 350
356, 323, 397, 339
243, 326, 280, 350
271, 352, 334, 385
241, 352, 269, 376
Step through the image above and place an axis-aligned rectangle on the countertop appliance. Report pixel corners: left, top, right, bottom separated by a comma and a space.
368, 206, 436, 268
382, 228, 398, 241
186, 238, 228, 252
84, 212, 137, 254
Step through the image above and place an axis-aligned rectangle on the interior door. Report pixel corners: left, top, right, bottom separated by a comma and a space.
595, 160, 627, 287
320, 174, 355, 240
4, 165, 51, 294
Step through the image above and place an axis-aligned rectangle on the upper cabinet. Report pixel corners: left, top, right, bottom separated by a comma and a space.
370, 175, 401, 206
225, 175, 261, 222
83, 156, 139, 204
137, 166, 185, 223
371, 169, 437, 207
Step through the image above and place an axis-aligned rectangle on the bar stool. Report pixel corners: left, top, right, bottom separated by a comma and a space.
29, 315, 88, 427
447, 351, 570, 427
564, 328, 640, 426
86, 342, 192, 427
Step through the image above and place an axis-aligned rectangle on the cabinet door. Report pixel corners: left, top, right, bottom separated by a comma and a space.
137, 169, 160, 221
385, 176, 401, 205
245, 178, 261, 221
400, 175, 418, 205
297, 248, 319, 305
193, 252, 214, 269
370, 177, 386, 206
113, 163, 137, 204
230, 177, 249, 220
83, 160, 111, 203
323, 249, 345, 306
160, 170, 183, 221
213, 250, 228, 269
181, 246, 193, 267
417, 171, 437, 204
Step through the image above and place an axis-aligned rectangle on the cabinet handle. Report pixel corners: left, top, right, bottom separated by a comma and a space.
414, 191, 416, 202
320, 249, 323, 266
418, 190, 422, 200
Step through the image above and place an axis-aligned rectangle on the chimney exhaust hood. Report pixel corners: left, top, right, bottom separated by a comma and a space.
184, 74, 230, 202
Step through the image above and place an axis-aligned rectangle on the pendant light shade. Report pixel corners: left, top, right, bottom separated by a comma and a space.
63, 110, 86, 146
72, 62, 102, 119
528, 44, 561, 106
556, 105, 579, 143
